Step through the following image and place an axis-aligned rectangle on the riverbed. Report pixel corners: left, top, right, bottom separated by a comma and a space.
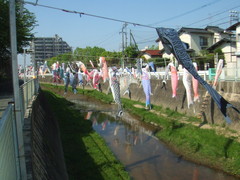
68, 94, 238, 180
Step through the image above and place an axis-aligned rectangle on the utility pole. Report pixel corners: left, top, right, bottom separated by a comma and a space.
229, 11, 239, 63
9, 0, 27, 179
230, 11, 239, 25
125, 23, 128, 49
130, 30, 139, 51
23, 49, 26, 82
119, 23, 128, 68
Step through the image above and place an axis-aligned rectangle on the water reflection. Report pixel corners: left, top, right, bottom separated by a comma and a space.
72, 99, 238, 180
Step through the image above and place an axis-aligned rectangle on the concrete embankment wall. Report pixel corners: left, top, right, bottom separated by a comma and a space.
39, 76, 240, 131
127, 80, 240, 129
29, 90, 68, 180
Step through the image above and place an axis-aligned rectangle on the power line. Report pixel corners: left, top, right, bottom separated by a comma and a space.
24, 1, 156, 29
185, 4, 240, 27
136, 39, 157, 45
198, 16, 229, 28
148, 0, 222, 26
215, 21, 230, 26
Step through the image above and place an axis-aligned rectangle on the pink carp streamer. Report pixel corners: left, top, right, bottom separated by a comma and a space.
99, 56, 109, 83
213, 59, 223, 89
169, 63, 178, 98
92, 70, 100, 89
77, 61, 100, 90
192, 62, 199, 102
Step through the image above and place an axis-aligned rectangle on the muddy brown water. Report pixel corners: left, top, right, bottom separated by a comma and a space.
69, 94, 239, 180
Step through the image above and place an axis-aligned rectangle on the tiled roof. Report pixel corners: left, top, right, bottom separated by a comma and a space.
142, 50, 162, 56
207, 38, 232, 51
226, 22, 240, 31
205, 26, 224, 33
178, 27, 213, 35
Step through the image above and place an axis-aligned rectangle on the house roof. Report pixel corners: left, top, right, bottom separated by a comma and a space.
207, 38, 232, 51
226, 22, 240, 31
205, 26, 224, 33
178, 27, 213, 35
141, 50, 162, 56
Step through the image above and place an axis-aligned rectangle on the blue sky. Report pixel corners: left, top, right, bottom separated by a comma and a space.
19, 0, 240, 65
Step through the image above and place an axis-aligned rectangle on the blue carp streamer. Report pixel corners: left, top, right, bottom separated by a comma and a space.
156, 27, 240, 123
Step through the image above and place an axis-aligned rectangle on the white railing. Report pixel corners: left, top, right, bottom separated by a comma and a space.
0, 105, 19, 180
150, 70, 209, 81
20, 79, 39, 124
220, 67, 240, 81
151, 68, 240, 82
0, 78, 39, 180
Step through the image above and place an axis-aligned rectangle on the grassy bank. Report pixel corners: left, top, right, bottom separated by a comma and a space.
41, 83, 240, 178
42, 88, 130, 180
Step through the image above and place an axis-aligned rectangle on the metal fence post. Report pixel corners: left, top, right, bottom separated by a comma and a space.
9, 0, 27, 179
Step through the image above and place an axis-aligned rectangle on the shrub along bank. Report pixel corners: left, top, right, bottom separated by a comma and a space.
41, 83, 240, 178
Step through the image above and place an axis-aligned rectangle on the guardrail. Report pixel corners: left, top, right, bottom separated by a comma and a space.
0, 104, 20, 179
0, 78, 39, 180
150, 70, 209, 81
152, 68, 240, 81
19, 79, 39, 124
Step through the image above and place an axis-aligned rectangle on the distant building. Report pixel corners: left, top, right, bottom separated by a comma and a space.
30, 34, 72, 63
140, 50, 162, 60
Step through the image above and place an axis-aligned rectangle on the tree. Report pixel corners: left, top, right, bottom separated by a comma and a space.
124, 45, 139, 59
0, 0, 36, 55
73, 46, 106, 66
0, 0, 36, 79
148, 45, 158, 50
196, 49, 224, 69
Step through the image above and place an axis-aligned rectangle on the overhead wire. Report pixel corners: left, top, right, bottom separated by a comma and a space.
148, 0, 223, 26
199, 16, 229, 28
24, 1, 156, 30
24, 0, 239, 51
185, 4, 240, 27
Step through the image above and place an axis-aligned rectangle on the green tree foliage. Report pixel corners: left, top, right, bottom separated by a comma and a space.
213, 48, 225, 60
0, 0, 36, 56
0, 0, 36, 79
74, 46, 106, 66
124, 45, 139, 59
46, 53, 74, 67
196, 49, 225, 69
148, 45, 159, 50
47, 46, 124, 67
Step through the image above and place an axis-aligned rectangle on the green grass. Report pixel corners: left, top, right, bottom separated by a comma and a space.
42, 88, 130, 180
41, 83, 240, 177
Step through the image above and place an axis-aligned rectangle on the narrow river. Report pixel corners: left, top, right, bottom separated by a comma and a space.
69, 95, 238, 180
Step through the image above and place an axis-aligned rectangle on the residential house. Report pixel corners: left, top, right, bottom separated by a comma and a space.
225, 22, 240, 79
140, 49, 162, 60
156, 26, 234, 70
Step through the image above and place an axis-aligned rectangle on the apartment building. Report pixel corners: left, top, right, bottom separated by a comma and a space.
30, 34, 72, 63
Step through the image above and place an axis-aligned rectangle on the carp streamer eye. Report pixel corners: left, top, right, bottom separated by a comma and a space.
118, 111, 123, 117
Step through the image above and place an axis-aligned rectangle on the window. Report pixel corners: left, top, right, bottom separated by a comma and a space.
237, 33, 240, 41
199, 36, 208, 47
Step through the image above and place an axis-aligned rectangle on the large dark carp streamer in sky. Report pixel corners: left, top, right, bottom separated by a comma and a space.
156, 27, 240, 123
